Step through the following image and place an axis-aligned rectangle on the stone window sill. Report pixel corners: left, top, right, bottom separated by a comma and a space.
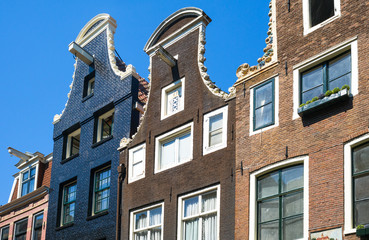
86, 211, 108, 221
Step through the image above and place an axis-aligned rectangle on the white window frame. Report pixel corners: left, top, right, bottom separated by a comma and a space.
17, 162, 39, 198
128, 143, 146, 183
344, 133, 369, 235
66, 128, 81, 159
303, 0, 341, 35
97, 108, 114, 142
161, 78, 185, 120
177, 185, 220, 240
130, 202, 164, 240
292, 37, 358, 120
155, 122, 193, 173
31, 211, 44, 240
203, 106, 228, 155
249, 156, 309, 240
87, 77, 95, 96
250, 76, 279, 136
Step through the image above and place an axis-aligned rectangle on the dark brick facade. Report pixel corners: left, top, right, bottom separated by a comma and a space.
118, 8, 235, 240
46, 16, 142, 240
234, 0, 369, 239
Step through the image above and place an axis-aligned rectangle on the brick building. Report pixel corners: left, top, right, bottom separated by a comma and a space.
117, 7, 236, 240
233, 0, 369, 239
0, 148, 52, 240
46, 14, 147, 240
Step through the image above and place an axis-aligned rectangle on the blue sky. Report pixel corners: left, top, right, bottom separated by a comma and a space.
0, 0, 269, 205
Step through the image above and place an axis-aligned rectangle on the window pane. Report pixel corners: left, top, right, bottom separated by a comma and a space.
34, 213, 43, 228
353, 143, 369, 174
302, 85, 324, 104
258, 198, 279, 223
355, 200, 369, 226
310, 0, 335, 27
135, 212, 147, 230
64, 202, 75, 223
209, 114, 223, 132
22, 171, 29, 181
29, 179, 35, 193
184, 219, 199, 240
355, 175, 369, 201
150, 227, 162, 240
96, 169, 111, 190
282, 165, 303, 192
255, 103, 273, 129
1, 226, 9, 240
161, 139, 175, 169
302, 65, 323, 92
283, 192, 303, 218
258, 221, 279, 240
209, 128, 222, 147
66, 185, 76, 202
258, 172, 279, 199
184, 196, 199, 217
149, 207, 162, 226
102, 114, 114, 138
133, 148, 144, 164
30, 167, 36, 177
33, 213, 43, 240
15, 219, 27, 235
71, 135, 80, 156
328, 73, 351, 90
179, 133, 191, 162
283, 216, 303, 240
133, 161, 144, 177
167, 86, 182, 114
202, 191, 217, 212
328, 52, 351, 81
255, 82, 273, 108
95, 189, 110, 212
202, 214, 217, 240
21, 182, 29, 196
134, 231, 148, 240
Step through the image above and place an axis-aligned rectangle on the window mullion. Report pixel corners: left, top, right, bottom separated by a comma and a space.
323, 62, 328, 92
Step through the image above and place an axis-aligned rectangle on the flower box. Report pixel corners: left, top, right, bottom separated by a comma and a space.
298, 89, 349, 117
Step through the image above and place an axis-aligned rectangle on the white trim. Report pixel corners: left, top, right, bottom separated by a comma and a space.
161, 78, 185, 120
128, 143, 146, 183
249, 156, 309, 240
130, 202, 164, 240
303, 0, 341, 35
177, 185, 220, 240
8, 176, 18, 203
292, 38, 358, 120
203, 106, 228, 155
17, 162, 39, 198
66, 128, 81, 159
155, 122, 193, 174
343, 133, 369, 234
31, 211, 44, 240
249, 76, 279, 136
97, 108, 114, 142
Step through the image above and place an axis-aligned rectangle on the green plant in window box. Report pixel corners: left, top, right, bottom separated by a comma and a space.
341, 84, 350, 91
332, 87, 340, 94
356, 224, 369, 237
299, 103, 306, 108
311, 96, 319, 102
306, 100, 312, 104
325, 90, 333, 97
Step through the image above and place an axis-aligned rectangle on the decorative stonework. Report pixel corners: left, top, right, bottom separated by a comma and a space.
236, 0, 276, 81
118, 137, 132, 150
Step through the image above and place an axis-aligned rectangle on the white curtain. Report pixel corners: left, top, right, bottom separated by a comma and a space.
161, 140, 175, 168
202, 215, 217, 240
150, 228, 161, 240
135, 213, 147, 229
184, 219, 199, 240
135, 231, 147, 240
179, 133, 191, 162
202, 192, 217, 212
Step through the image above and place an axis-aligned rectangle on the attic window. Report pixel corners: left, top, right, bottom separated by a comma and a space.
310, 0, 335, 27
21, 166, 36, 197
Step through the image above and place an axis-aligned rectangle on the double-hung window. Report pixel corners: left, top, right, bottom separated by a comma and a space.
93, 167, 111, 214
155, 123, 193, 173
203, 106, 228, 155
131, 203, 163, 240
0, 226, 9, 240
128, 144, 146, 183
14, 218, 28, 240
96, 109, 114, 142
21, 166, 36, 197
62, 182, 77, 225
32, 212, 43, 240
178, 185, 219, 240
300, 51, 351, 104
252, 79, 275, 132
161, 79, 184, 119
256, 165, 304, 240
352, 142, 369, 226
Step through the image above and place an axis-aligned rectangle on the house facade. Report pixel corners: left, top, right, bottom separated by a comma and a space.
117, 8, 236, 240
0, 148, 52, 240
234, 0, 369, 239
46, 14, 147, 240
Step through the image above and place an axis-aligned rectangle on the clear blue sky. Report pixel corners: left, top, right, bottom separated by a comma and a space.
0, 0, 269, 205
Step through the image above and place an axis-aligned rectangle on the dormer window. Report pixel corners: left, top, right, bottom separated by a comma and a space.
161, 79, 184, 119
21, 166, 36, 196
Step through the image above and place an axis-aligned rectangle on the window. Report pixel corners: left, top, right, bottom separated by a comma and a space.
93, 167, 111, 214
21, 166, 36, 197
300, 51, 351, 104
83, 64, 95, 98
203, 106, 228, 155
155, 123, 193, 173
161, 79, 184, 119
253, 79, 275, 131
32, 212, 43, 240
178, 185, 219, 240
65, 129, 80, 159
0, 226, 9, 240
257, 165, 304, 240
96, 109, 114, 142
293, 38, 358, 119
303, 0, 340, 34
130, 203, 163, 240
14, 218, 28, 240
61, 182, 77, 225
128, 144, 146, 183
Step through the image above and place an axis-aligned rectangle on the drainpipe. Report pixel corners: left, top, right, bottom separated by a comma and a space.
116, 161, 126, 240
